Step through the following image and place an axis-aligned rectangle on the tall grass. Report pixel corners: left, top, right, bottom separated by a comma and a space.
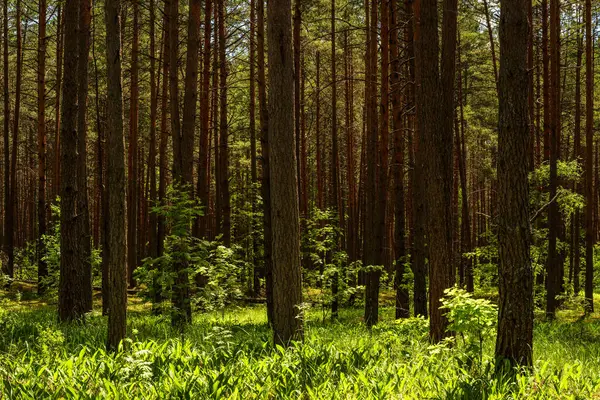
1, 300, 600, 399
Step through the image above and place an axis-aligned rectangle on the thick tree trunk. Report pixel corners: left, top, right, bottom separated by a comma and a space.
59, 0, 85, 322
267, 0, 303, 345
414, 0, 457, 341
495, 0, 534, 368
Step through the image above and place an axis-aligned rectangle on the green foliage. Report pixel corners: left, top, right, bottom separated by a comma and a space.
137, 184, 243, 315
193, 243, 245, 313
2, 301, 600, 398
441, 287, 498, 372
303, 209, 364, 320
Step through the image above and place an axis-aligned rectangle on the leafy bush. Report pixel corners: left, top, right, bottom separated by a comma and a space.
137, 184, 243, 316
441, 286, 497, 371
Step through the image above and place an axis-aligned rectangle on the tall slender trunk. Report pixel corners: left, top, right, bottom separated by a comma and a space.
457, 35, 473, 292
294, 0, 302, 215
54, 6, 64, 201
218, 0, 231, 245
37, 0, 48, 290
59, 0, 84, 322
330, 0, 340, 319
316, 52, 323, 211
182, 0, 201, 186
584, 0, 594, 312
78, 0, 93, 311
1, 0, 8, 277
249, 0, 259, 294
344, 19, 357, 283
168, 0, 193, 326
197, 0, 213, 238
482, 0, 499, 94
267, 0, 303, 345
546, 0, 560, 318
8, 0, 24, 278
158, 12, 169, 259
105, 0, 127, 349
409, 0, 426, 317
92, 4, 108, 314
363, 0, 381, 328
127, 0, 139, 288
391, 0, 407, 318
148, 0, 158, 261
257, 0, 273, 324
573, 11, 583, 294
542, 0, 549, 162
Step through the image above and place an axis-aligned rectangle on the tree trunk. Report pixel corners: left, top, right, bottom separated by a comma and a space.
249, 0, 259, 294
105, 0, 128, 350
572, 8, 583, 295
391, 0, 408, 319
546, 0, 560, 319
168, 0, 193, 327
127, 0, 139, 289
408, 0, 427, 318
78, 0, 93, 311
258, 0, 273, 324
584, 0, 594, 312
495, 0, 534, 368
8, 0, 24, 278
196, 0, 213, 239
267, 0, 303, 345
363, 0, 380, 328
482, 0, 499, 94
457, 35, 473, 292
148, 0, 158, 262
59, 0, 84, 322
414, 0, 456, 341
330, 0, 340, 319
294, 0, 302, 215
218, 0, 231, 245
37, 0, 48, 290
54, 6, 64, 201
1, 0, 8, 277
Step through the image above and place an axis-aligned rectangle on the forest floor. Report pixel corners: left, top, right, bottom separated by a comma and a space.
1, 286, 600, 399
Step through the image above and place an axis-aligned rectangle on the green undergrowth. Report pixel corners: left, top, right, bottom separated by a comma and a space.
1, 297, 600, 399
